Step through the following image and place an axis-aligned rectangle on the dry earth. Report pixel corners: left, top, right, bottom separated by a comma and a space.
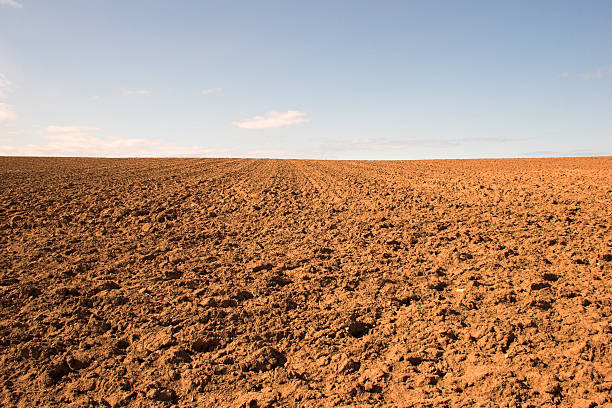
0, 157, 611, 408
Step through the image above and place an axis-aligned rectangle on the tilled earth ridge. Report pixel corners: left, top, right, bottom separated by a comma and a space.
0, 157, 611, 408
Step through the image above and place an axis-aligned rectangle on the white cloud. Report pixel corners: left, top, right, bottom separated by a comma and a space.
201, 88, 222, 95
325, 137, 528, 152
0, 126, 228, 157
47, 125, 101, 133
580, 66, 612, 79
232, 110, 309, 129
0, 103, 16, 122
560, 72, 569, 78
245, 149, 310, 158
0, 0, 23, 8
123, 89, 152, 96
0, 74, 11, 88
0, 73, 13, 98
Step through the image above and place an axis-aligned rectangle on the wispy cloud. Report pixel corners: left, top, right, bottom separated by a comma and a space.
0, 73, 13, 98
123, 89, 152, 96
244, 149, 317, 159
580, 65, 612, 79
0, 74, 10, 88
559, 72, 569, 78
46, 125, 101, 133
325, 137, 528, 152
0, 0, 23, 8
0, 126, 228, 157
521, 149, 609, 158
0, 103, 16, 122
232, 110, 309, 129
201, 88, 222, 95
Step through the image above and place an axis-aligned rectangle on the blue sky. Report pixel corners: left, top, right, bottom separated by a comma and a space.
0, 0, 611, 159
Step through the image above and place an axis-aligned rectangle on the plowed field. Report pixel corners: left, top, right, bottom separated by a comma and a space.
1, 157, 611, 408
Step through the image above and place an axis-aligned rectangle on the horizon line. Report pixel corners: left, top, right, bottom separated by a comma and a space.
1, 155, 610, 162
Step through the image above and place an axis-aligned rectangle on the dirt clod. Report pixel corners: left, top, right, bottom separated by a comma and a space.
241, 347, 286, 372
147, 387, 176, 402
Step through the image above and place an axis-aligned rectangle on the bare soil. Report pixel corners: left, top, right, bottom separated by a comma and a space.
0, 157, 611, 408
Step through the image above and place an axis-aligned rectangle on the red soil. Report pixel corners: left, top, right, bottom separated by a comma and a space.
0, 157, 610, 407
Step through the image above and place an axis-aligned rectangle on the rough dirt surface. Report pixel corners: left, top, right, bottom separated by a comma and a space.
1, 157, 611, 408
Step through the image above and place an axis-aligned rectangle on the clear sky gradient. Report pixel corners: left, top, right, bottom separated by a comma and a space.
0, 0, 611, 159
